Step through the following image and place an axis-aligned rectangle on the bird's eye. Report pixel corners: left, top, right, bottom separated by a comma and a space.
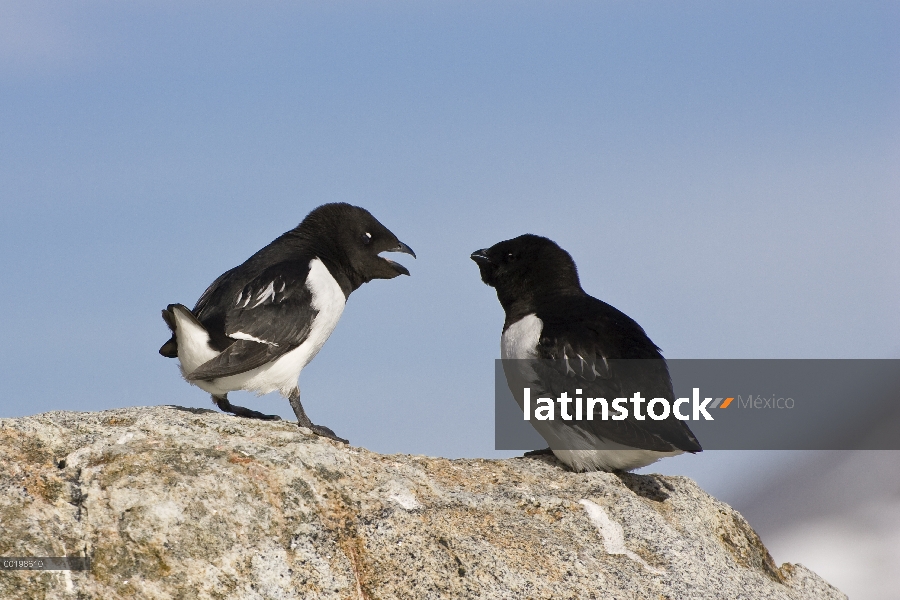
507, 252, 516, 261
363, 232, 372, 245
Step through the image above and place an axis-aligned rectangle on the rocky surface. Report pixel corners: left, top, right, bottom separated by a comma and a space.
0, 406, 845, 599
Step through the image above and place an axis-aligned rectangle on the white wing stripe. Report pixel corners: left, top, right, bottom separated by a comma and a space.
231, 331, 279, 346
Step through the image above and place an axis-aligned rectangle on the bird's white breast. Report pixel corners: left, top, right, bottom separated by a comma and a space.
501, 313, 543, 360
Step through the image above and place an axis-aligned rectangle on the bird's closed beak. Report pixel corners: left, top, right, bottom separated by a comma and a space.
470, 249, 492, 265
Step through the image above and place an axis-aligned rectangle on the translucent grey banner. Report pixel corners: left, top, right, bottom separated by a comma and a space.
0, 557, 91, 570
495, 359, 900, 451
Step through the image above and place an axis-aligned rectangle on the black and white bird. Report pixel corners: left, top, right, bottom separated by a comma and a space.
471, 234, 701, 471
160, 203, 415, 442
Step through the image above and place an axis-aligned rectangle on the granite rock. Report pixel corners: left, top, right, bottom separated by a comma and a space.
0, 406, 846, 599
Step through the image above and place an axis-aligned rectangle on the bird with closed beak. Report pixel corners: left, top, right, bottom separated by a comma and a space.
471, 234, 701, 471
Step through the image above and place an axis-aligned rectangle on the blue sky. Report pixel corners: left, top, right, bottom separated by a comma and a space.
2, 0, 898, 505
2, 2, 899, 594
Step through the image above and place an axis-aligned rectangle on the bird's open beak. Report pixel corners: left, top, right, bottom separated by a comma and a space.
383, 241, 416, 276
470, 249, 492, 265
394, 241, 416, 259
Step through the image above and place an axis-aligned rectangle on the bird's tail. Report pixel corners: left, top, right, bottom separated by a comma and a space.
159, 304, 187, 358
160, 304, 221, 378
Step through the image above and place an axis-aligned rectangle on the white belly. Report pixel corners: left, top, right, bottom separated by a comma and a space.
177, 258, 346, 398
231, 258, 345, 397
552, 447, 683, 472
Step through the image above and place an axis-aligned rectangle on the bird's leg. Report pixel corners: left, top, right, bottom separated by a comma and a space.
211, 394, 281, 421
288, 389, 348, 444
287, 389, 314, 428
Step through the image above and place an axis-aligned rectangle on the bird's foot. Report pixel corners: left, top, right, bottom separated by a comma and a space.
234, 408, 282, 421
521, 447, 555, 457
212, 396, 282, 421
287, 391, 348, 443
303, 423, 349, 444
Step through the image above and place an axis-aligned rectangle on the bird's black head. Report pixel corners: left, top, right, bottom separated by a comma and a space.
471, 234, 581, 313
295, 203, 415, 291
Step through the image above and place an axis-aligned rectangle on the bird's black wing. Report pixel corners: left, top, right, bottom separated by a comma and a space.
532, 309, 702, 453
187, 260, 318, 381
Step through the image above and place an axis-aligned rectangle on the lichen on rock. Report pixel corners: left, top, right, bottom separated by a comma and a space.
0, 406, 846, 599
